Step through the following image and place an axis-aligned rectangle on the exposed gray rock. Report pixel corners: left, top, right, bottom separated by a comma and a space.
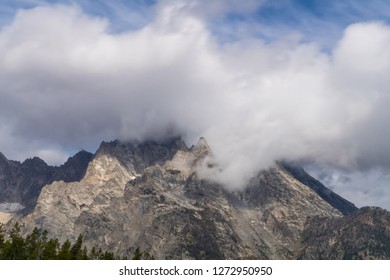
280, 162, 358, 215
298, 207, 390, 259
6, 136, 388, 260
17, 137, 355, 259
0, 150, 93, 212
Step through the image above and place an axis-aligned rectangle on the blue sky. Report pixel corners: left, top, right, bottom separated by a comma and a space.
0, 0, 155, 31
1, 0, 390, 45
1, 0, 390, 209
251, 0, 390, 43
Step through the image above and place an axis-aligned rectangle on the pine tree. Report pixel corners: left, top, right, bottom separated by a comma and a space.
143, 251, 155, 260
7, 223, 27, 260
132, 247, 142, 260
70, 234, 83, 260
1, 240, 11, 259
25, 227, 41, 260
42, 239, 59, 260
80, 246, 88, 260
131, 247, 154, 260
0, 223, 5, 258
89, 246, 98, 260
97, 248, 104, 259
0, 225, 122, 260
58, 239, 72, 260
102, 251, 115, 260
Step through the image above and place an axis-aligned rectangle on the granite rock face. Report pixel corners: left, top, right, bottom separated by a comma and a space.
280, 163, 358, 215
298, 207, 390, 259
17, 137, 363, 259
0, 151, 93, 212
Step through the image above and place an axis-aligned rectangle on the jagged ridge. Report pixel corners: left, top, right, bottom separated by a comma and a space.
0, 150, 93, 212
280, 162, 358, 215
3, 137, 389, 260
15, 137, 362, 259
298, 207, 390, 259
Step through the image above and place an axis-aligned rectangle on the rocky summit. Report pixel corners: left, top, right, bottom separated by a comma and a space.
0, 150, 93, 214
1, 137, 390, 259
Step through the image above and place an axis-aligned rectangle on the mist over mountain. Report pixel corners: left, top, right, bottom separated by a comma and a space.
1, 1, 390, 260
2, 137, 390, 260
0, 2, 390, 209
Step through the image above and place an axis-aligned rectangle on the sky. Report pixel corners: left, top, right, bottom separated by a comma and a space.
1, 0, 390, 209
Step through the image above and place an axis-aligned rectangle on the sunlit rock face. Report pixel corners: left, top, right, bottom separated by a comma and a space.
16, 137, 363, 259
0, 150, 93, 212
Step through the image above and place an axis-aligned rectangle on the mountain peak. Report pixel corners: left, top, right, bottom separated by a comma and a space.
191, 137, 212, 159
196, 137, 209, 148
0, 152, 9, 167
3, 137, 389, 260
93, 137, 189, 175
61, 150, 93, 168
0, 152, 11, 172
0, 149, 93, 212
22, 157, 48, 168
280, 162, 358, 215
0, 152, 7, 161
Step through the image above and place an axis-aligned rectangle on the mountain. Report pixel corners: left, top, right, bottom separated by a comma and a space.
280, 162, 357, 215
2, 137, 389, 259
0, 150, 93, 213
298, 206, 390, 259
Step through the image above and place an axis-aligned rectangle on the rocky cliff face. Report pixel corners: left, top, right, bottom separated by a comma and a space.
16, 137, 365, 259
298, 207, 390, 259
280, 163, 357, 215
0, 150, 93, 213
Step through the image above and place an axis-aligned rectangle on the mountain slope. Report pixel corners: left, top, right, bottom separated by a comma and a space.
18, 137, 355, 259
0, 151, 93, 212
298, 207, 390, 259
280, 162, 358, 215
4, 137, 389, 259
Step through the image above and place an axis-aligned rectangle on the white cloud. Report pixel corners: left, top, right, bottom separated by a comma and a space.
305, 164, 390, 210
1, 4, 390, 208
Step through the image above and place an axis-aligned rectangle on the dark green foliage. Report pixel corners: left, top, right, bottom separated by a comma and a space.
58, 239, 72, 260
42, 239, 59, 260
89, 246, 99, 260
3, 223, 27, 259
142, 251, 155, 260
0, 223, 153, 260
81, 246, 89, 260
70, 235, 84, 260
25, 228, 48, 260
132, 247, 155, 260
132, 247, 142, 260
0, 224, 5, 252
102, 251, 115, 260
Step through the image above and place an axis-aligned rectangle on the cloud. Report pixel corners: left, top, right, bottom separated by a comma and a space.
305, 164, 390, 210
0, 4, 228, 160
0, 3, 390, 208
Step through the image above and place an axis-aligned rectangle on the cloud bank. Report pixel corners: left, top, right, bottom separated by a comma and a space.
0, 3, 390, 197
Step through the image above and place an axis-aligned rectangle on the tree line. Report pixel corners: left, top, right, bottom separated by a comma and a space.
0, 223, 153, 260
